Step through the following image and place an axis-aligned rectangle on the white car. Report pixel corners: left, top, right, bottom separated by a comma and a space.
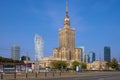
0, 69, 3, 73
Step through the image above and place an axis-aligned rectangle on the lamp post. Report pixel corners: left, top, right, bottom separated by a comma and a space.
60, 51, 62, 76
26, 52, 28, 73
25, 52, 29, 78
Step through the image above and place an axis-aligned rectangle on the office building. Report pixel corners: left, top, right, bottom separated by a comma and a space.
34, 34, 44, 61
104, 46, 111, 62
11, 45, 20, 60
84, 54, 89, 63
79, 47, 84, 62
89, 51, 95, 63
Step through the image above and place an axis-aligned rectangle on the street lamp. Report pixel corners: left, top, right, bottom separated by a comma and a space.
26, 52, 28, 73
60, 51, 62, 76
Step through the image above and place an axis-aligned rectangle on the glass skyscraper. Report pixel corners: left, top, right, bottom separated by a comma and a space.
34, 34, 44, 61
79, 46, 84, 62
11, 45, 20, 60
104, 46, 111, 62
84, 54, 89, 63
89, 51, 95, 63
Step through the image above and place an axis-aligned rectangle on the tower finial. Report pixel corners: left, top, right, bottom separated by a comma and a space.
64, 1, 70, 28
66, 1, 68, 15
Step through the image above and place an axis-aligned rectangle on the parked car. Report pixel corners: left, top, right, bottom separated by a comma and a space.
39, 68, 52, 72
0, 69, 3, 73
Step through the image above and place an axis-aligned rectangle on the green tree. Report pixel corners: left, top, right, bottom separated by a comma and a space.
111, 58, 119, 70
51, 60, 58, 69
51, 60, 68, 69
0, 56, 23, 63
61, 61, 68, 69
80, 62, 87, 69
72, 61, 80, 70
106, 61, 111, 70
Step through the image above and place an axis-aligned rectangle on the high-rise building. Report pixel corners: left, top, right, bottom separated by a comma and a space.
104, 46, 111, 62
84, 54, 89, 63
79, 46, 84, 62
34, 34, 44, 61
89, 51, 95, 63
53, 3, 83, 62
11, 45, 20, 60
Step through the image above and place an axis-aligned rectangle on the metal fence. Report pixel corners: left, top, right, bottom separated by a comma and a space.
0, 71, 76, 80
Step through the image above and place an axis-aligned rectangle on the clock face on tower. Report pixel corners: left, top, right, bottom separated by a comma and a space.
65, 18, 69, 21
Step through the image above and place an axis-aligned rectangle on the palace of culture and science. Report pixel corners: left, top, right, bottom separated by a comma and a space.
53, 4, 83, 62
41, 4, 83, 67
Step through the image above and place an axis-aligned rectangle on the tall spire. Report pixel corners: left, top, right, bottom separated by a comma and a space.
64, 1, 70, 28
66, 1, 68, 15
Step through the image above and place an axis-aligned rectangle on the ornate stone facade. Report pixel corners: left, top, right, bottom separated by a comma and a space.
53, 4, 83, 62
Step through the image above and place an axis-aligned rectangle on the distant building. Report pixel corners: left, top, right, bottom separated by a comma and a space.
34, 34, 44, 61
87, 60, 107, 70
89, 51, 95, 63
21, 56, 30, 61
104, 46, 111, 62
79, 47, 84, 62
11, 45, 20, 60
84, 54, 89, 63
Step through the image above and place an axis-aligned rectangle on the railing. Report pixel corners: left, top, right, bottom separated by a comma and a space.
0, 71, 76, 80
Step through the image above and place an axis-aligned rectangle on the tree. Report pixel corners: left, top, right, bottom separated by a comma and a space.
72, 61, 80, 70
106, 61, 111, 70
61, 61, 68, 69
51, 60, 59, 69
80, 62, 87, 70
51, 60, 68, 69
0, 56, 23, 63
111, 58, 119, 70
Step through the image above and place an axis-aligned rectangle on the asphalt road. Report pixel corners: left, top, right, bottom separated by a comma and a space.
33, 71, 120, 80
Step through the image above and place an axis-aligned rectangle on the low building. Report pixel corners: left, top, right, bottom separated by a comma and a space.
87, 60, 107, 70
42, 56, 70, 68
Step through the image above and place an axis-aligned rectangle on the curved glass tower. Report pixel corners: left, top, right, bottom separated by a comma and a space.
34, 34, 44, 61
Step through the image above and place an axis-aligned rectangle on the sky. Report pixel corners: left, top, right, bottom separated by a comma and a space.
0, 0, 120, 61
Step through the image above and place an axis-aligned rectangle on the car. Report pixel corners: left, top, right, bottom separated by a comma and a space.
39, 68, 52, 72
0, 69, 3, 73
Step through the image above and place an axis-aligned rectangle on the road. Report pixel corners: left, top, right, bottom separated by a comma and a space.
33, 71, 120, 80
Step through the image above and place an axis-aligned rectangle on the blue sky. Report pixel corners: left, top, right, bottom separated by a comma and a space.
0, 0, 120, 61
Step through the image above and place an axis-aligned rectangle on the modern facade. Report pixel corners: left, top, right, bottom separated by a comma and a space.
53, 3, 83, 62
89, 51, 95, 63
104, 46, 111, 62
34, 34, 44, 61
79, 47, 84, 62
84, 54, 89, 63
11, 45, 20, 60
